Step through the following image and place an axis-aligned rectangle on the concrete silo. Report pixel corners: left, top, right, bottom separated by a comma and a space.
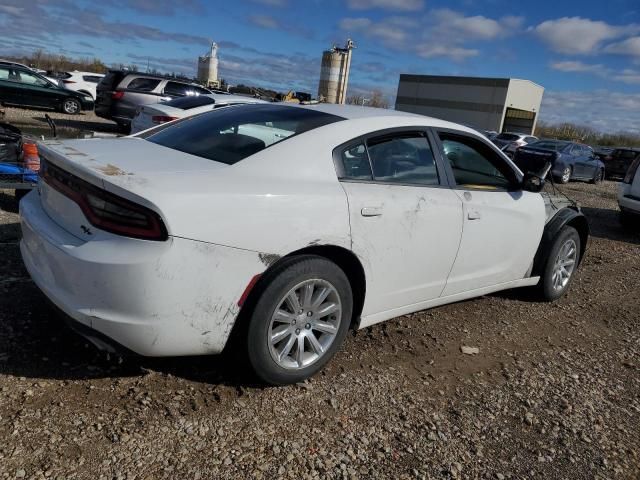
197, 42, 219, 87
317, 39, 354, 104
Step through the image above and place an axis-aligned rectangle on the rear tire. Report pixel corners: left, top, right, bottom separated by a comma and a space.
538, 226, 581, 301
246, 255, 353, 385
620, 210, 638, 230
14, 189, 28, 202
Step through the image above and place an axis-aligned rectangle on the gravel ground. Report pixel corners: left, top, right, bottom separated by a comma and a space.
0, 106, 118, 138
0, 180, 639, 480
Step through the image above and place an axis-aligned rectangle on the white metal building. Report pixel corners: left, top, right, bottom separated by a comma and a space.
395, 74, 544, 134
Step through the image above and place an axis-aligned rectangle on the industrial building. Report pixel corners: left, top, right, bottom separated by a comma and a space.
395, 74, 544, 135
318, 39, 354, 104
197, 42, 219, 88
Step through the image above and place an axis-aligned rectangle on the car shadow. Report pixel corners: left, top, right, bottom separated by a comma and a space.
581, 206, 640, 245
0, 191, 19, 214
34, 115, 119, 135
0, 222, 257, 387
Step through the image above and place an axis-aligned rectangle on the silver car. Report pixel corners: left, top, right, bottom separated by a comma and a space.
493, 132, 538, 157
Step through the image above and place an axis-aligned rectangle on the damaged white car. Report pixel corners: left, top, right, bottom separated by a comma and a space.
19, 104, 589, 384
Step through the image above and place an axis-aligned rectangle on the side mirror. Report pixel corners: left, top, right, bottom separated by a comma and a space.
522, 161, 552, 193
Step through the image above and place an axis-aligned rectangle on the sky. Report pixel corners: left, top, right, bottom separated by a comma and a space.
1, 0, 640, 133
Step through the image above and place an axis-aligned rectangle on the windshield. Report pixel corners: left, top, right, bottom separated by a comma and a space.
526, 141, 567, 151
162, 95, 216, 110
145, 104, 344, 165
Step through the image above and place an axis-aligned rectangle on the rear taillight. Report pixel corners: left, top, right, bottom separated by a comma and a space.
112, 91, 125, 100
152, 115, 178, 124
41, 161, 167, 241
623, 157, 640, 184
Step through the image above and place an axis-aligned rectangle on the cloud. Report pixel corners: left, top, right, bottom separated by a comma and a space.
251, 0, 287, 6
549, 60, 606, 74
604, 37, 640, 57
340, 9, 521, 61
532, 17, 637, 55
248, 14, 280, 29
541, 90, 640, 134
102, 0, 205, 15
346, 0, 424, 11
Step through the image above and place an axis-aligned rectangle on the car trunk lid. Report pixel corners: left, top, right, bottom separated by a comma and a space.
36, 138, 224, 240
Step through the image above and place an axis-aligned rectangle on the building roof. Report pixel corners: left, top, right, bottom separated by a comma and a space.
399, 73, 543, 90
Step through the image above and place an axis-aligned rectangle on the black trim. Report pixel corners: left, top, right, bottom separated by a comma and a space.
399, 74, 510, 88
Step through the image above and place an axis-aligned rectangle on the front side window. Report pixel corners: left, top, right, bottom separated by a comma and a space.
126, 78, 161, 91
439, 133, 518, 190
367, 134, 439, 186
16, 71, 50, 87
145, 104, 343, 165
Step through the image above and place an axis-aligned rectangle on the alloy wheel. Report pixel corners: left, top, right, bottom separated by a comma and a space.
562, 167, 571, 183
551, 239, 577, 292
63, 100, 80, 114
268, 279, 342, 370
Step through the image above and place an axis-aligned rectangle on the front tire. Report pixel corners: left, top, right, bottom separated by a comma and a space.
61, 98, 81, 114
246, 256, 353, 385
558, 166, 572, 184
538, 226, 581, 301
590, 168, 604, 184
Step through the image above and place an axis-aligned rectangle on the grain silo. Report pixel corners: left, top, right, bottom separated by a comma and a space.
197, 42, 219, 87
318, 39, 354, 104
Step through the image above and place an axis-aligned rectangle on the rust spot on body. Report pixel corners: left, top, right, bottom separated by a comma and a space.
96, 163, 130, 176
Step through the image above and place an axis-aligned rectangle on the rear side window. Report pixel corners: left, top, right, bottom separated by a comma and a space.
163, 95, 216, 110
367, 134, 439, 186
83, 75, 103, 83
126, 78, 161, 91
145, 104, 343, 165
615, 149, 638, 160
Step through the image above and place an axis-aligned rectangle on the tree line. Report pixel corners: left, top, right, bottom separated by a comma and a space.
535, 121, 640, 148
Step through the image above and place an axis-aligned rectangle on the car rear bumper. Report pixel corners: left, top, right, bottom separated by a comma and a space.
19, 191, 264, 357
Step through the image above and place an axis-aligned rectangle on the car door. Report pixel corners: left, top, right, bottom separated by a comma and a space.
433, 129, 546, 296
13, 69, 62, 108
581, 146, 600, 178
568, 144, 586, 177
336, 130, 464, 319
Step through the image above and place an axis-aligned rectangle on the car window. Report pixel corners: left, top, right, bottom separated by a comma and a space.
615, 149, 638, 160
570, 145, 581, 156
164, 82, 209, 97
82, 75, 103, 83
126, 78, 161, 91
145, 104, 344, 165
525, 136, 537, 143
496, 133, 520, 141
366, 134, 439, 186
0, 67, 10, 80
163, 95, 216, 110
339, 143, 372, 181
15, 70, 50, 87
439, 133, 518, 190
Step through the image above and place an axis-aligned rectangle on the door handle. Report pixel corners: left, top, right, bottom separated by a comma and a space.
361, 206, 383, 217
467, 210, 481, 220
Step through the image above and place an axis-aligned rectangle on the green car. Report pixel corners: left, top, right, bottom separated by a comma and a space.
0, 61, 94, 114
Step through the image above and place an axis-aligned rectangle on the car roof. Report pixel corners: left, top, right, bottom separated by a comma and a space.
291, 103, 422, 120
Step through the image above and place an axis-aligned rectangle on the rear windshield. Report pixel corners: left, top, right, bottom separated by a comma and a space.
163, 95, 216, 110
496, 133, 520, 141
145, 104, 344, 165
527, 141, 567, 151
614, 149, 639, 159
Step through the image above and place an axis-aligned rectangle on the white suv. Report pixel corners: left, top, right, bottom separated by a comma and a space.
618, 156, 640, 226
59, 71, 105, 100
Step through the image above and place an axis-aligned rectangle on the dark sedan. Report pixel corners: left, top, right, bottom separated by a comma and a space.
604, 148, 640, 179
513, 140, 605, 184
0, 62, 93, 114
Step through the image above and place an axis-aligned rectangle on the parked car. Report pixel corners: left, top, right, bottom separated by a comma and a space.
0, 61, 94, 114
618, 155, 640, 226
603, 148, 640, 179
493, 132, 538, 156
58, 71, 105, 100
513, 140, 605, 184
20, 104, 589, 385
130, 93, 268, 133
593, 146, 615, 161
95, 71, 212, 132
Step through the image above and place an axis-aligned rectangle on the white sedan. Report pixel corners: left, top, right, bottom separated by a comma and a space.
20, 104, 589, 385
130, 93, 267, 133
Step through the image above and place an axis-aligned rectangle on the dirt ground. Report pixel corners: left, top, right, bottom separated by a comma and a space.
1, 164, 639, 477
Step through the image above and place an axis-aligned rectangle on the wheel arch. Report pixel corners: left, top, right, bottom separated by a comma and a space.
532, 207, 589, 277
